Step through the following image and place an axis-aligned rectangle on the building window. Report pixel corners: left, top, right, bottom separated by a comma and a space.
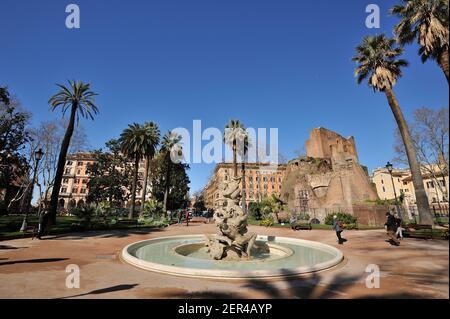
381, 179, 384, 184
426, 181, 435, 189
63, 178, 69, 184
65, 168, 71, 174
82, 179, 87, 184
403, 181, 408, 185
75, 178, 80, 184
77, 161, 83, 166
398, 178, 400, 182
73, 187, 78, 194
61, 187, 67, 193
80, 188, 86, 194
66, 161, 73, 166
382, 186, 385, 192
77, 169, 81, 174
439, 179, 446, 187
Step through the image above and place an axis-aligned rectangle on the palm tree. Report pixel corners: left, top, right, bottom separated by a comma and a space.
47, 80, 98, 226
119, 123, 157, 218
391, 0, 449, 82
160, 131, 183, 213
140, 122, 160, 215
224, 119, 247, 177
353, 34, 433, 225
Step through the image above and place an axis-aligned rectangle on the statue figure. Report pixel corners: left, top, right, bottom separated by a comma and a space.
205, 176, 269, 260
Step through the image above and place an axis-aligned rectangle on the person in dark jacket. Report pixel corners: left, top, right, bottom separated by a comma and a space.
385, 212, 400, 246
332, 215, 347, 245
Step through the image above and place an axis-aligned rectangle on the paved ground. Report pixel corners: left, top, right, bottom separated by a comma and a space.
0, 222, 448, 299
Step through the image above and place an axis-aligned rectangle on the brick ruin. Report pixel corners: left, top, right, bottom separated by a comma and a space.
280, 127, 381, 223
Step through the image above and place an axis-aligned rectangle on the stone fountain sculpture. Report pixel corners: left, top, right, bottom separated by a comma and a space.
205, 176, 269, 260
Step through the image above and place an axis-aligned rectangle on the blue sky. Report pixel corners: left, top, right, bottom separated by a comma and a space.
1, 0, 448, 193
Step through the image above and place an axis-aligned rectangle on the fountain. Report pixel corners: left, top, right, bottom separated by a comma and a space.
121, 178, 343, 279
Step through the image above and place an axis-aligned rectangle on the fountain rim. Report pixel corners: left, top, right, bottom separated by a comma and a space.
121, 234, 344, 280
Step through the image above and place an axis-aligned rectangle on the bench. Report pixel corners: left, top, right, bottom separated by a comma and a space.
403, 224, 433, 240
291, 220, 312, 231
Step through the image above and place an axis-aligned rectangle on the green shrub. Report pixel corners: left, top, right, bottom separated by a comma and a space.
142, 199, 163, 218
324, 212, 357, 226
260, 216, 274, 227
248, 202, 263, 220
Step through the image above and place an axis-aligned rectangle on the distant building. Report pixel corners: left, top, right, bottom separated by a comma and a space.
57, 152, 149, 210
203, 162, 287, 210
371, 164, 449, 206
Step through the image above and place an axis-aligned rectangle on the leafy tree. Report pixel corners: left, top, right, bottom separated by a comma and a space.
160, 132, 184, 212
192, 193, 206, 212
391, 0, 449, 82
47, 80, 98, 227
0, 89, 31, 213
353, 34, 433, 225
149, 151, 190, 212
86, 139, 135, 206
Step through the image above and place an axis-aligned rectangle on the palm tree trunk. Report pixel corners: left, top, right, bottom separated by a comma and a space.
438, 50, 449, 83
47, 104, 77, 226
140, 156, 150, 216
129, 157, 139, 219
233, 142, 238, 177
385, 88, 433, 225
163, 155, 171, 212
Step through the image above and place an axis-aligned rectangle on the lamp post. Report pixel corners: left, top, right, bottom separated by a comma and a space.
386, 161, 401, 218
20, 148, 44, 231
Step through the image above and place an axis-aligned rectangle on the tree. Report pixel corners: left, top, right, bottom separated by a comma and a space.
119, 123, 157, 218
0, 90, 31, 214
224, 119, 249, 212
160, 132, 184, 212
394, 107, 449, 203
140, 122, 160, 215
224, 119, 247, 177
47, 80, 98, 227
391, 0, 449, 83
192, 192, 206, 212
353, 34, 433, 225
86, 139, 135, 206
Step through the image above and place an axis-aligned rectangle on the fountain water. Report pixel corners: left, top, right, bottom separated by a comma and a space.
121, 176, 343, 279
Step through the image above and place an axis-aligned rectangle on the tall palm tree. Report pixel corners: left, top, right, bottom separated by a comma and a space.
224, 119, 249, 212
391, 0, 449, 82
353, 34, 433, 225
119, 123, 157, 218
140, 122, 160, 215
160, 131, 183, 213
47, 80, 98, 226
224, 119, 247, 177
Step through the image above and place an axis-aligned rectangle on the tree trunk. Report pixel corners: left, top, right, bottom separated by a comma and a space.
233, 142, 237, 177
163, 154, 171, 213
140, 156, 150, 216
438, 49, 449, 84
385, 88, 433, 225
47, 104, 77, 227
129, 157, 139, 219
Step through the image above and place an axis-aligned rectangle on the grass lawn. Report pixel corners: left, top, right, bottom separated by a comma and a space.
0, 215, 169, 240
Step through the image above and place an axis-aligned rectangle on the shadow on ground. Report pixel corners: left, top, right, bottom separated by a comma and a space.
0, 258, 69, 266
60, 284, 139, 299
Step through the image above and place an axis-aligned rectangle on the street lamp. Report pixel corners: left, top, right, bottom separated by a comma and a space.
20, 148, 44, 231
386, 161, 400, 217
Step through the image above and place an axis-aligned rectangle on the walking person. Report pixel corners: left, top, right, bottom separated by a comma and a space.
185, 209, 190, 227
385, 212, 400, 246
332, 215, 347, 245
177, 210, 183, 225
395, 216, 405, 240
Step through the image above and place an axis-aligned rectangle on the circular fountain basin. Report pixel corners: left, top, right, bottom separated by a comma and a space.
121, 235, 343, 279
